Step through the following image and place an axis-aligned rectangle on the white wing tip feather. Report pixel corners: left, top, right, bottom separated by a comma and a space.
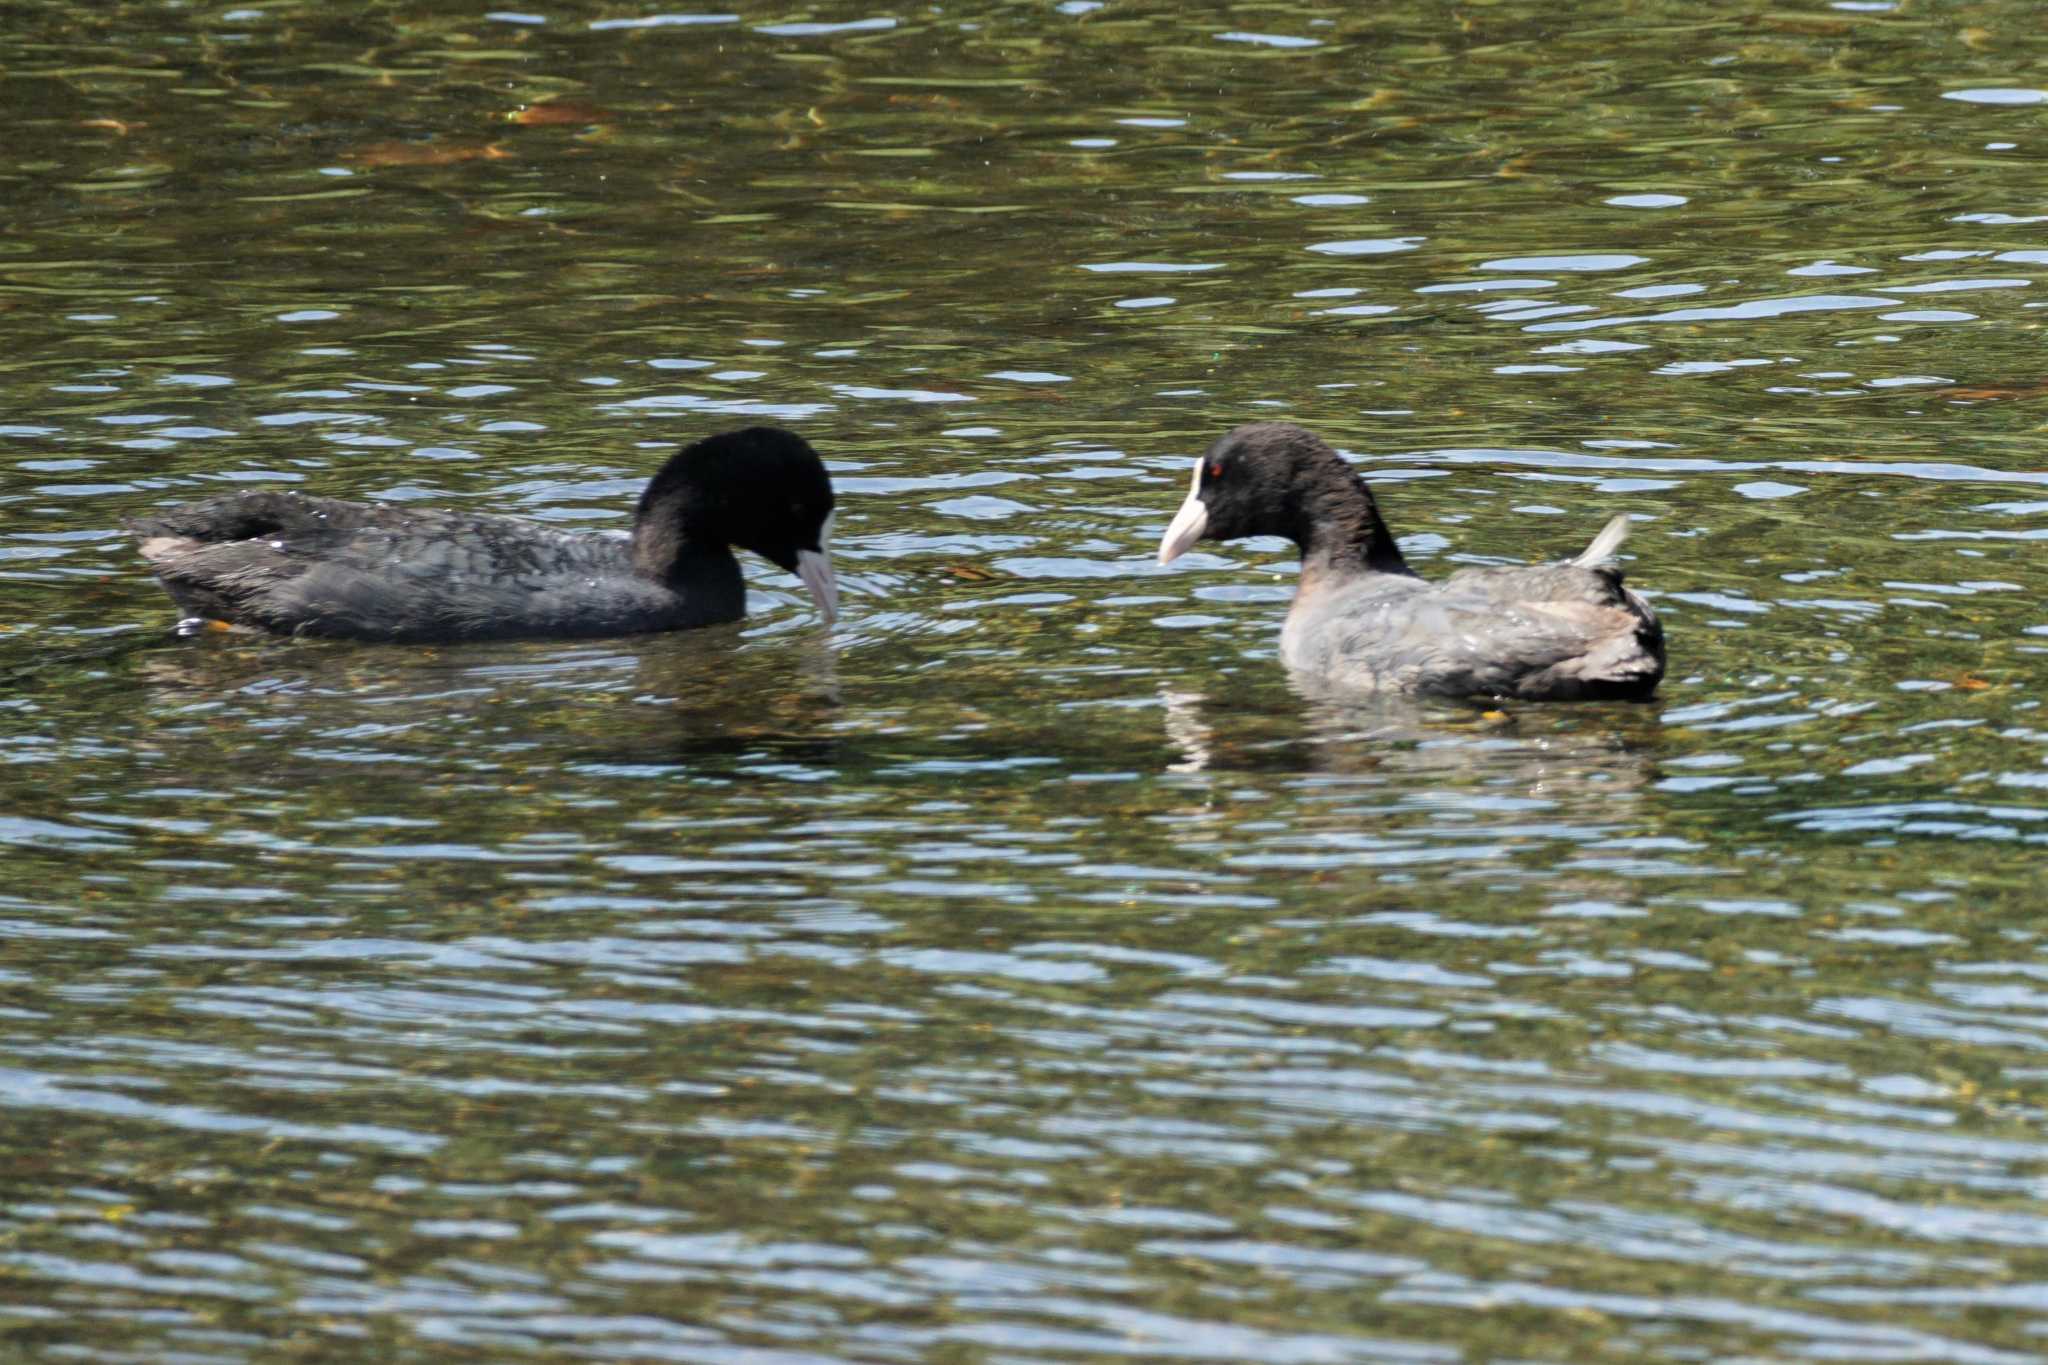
137, 535, 197, 563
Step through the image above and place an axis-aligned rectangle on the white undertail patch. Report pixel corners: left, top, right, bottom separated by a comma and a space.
1573, 514, 1631, 567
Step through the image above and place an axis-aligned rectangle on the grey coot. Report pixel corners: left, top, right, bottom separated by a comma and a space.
1156, 422, 1664, 701
131, 425, 838, 643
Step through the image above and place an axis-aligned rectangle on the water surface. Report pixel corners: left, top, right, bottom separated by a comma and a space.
5, 2, 2048, 1360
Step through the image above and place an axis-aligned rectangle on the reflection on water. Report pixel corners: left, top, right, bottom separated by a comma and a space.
5, 0, 2048, 1360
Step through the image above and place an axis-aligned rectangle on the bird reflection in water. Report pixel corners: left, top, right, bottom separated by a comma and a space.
1158, 682, 1660, 810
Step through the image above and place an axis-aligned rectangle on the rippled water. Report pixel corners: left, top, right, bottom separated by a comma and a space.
6, 2, 2048, 1360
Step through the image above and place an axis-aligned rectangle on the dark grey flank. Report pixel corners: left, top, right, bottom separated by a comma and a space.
130, 426, 838, 643
1157, 422, 1665, 702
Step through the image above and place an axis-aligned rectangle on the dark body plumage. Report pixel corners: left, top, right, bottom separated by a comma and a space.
1157, 422, 1664, 702
130, 426, 837, 643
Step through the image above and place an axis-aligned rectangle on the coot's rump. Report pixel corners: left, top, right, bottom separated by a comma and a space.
131, 426, 838, 643
1157, 422, 1663, 701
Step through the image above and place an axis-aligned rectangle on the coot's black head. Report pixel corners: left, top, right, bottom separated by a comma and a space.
1156, 421, 1408, 575
633, 426, 839, 623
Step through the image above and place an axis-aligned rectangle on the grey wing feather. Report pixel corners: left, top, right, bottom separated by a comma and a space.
130, 491, 707, 641
1289, 562, 1664, 701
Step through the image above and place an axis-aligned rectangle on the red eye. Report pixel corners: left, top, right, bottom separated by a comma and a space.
1206, 461, 1224, 481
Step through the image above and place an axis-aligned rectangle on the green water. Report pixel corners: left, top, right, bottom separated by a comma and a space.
6, 1, 2048, 1360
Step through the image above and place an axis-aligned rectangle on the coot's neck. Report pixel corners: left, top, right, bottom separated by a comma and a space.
631, 513, 732, 587
631, 453, 717, 586
1291, 465, 1413, 583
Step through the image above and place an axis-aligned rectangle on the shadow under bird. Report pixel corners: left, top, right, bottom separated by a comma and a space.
1156, 422, 1665, 701
130, 425, 838, 643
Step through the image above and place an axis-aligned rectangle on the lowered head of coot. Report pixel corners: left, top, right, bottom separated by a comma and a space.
1157, 421, 1412, 577
635, 425, 839, 623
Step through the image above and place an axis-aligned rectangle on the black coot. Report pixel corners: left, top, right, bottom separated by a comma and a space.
1157, 422, 1664, 701
131, 426, 838, 642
